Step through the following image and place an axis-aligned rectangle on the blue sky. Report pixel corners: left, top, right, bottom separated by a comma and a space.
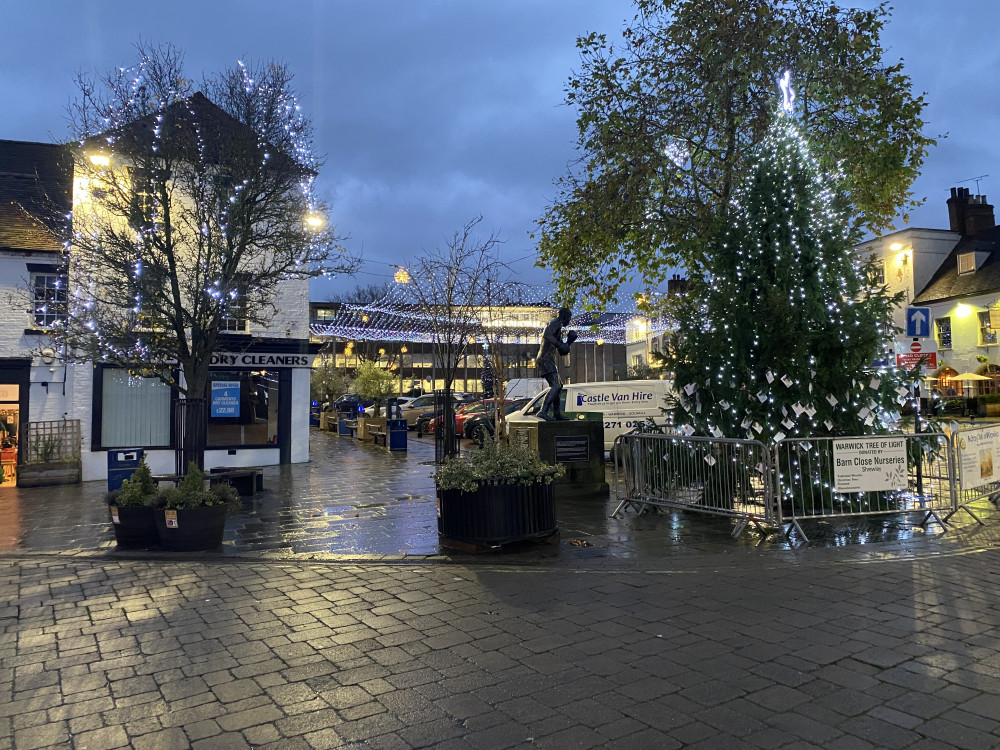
3, 1, 999, 308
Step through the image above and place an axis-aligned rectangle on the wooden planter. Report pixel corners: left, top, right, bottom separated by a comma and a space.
437, 481, 557, 550
154, 505, 228, 551
108, 505, 158, 549
17, 460, 82, 488
979, 402, 1000, 417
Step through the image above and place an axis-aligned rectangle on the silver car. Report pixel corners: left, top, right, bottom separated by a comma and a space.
399, 393, 473, 428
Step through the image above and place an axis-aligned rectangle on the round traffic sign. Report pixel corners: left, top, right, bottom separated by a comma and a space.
910, 340, 922, 353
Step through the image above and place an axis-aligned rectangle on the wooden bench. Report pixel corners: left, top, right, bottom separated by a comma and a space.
340, 418, 358, 437
208, 466, 264, 496
367, 423, 388, 446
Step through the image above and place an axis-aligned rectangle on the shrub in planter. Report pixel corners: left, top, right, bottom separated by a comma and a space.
434, 437, 564, 547
151, 462, 241, 551
106, 457, 158, 548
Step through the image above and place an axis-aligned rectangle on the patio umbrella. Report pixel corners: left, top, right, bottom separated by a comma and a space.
951, 373, 992, 381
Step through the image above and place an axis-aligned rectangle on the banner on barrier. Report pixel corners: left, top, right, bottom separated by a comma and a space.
832, 437, 908, 493
955, 425, 1000, 490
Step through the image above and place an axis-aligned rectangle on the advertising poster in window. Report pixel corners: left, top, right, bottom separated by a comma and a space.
832, 437, 908, 493
210, 381, 241, 418
956, 425, 1000, 490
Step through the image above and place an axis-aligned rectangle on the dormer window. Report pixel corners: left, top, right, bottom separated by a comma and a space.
958, 253, 976, 275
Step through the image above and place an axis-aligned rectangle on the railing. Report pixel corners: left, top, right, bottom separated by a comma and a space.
433, 390, 458, 464
774, 433, 958, 542
950, 424, 1000, 524
611, 433, 777, 538
612, 429, 994, 544
174, 398, 206, 474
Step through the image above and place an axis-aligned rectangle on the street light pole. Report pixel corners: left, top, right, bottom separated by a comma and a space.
400, 345, 407, 396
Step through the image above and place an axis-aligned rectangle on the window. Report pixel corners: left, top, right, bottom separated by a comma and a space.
206, 370, 279, 446
869, 261, 885, 286
220, 273, 250, 333
936, 317, 952, 349
958, 253, 976, 274
979, 311, 997, 346
31, 271, 68, 328
101, 370, 172, 447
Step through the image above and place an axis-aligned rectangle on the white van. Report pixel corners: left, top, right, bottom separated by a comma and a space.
506, 379, 675, 451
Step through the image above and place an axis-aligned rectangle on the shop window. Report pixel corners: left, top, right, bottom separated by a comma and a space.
101, 370, 171, 447
31, 271, 67, 328
979, 311, 997, 346
936, 317, 952, 349
206, 371, 279, 447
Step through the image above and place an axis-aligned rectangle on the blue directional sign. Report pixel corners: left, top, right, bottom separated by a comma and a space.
906, 307, 931, 338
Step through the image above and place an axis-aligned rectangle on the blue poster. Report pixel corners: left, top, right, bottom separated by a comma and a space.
211, 381, 241, 417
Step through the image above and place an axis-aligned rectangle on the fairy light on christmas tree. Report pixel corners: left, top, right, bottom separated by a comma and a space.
669, 70, 906, 447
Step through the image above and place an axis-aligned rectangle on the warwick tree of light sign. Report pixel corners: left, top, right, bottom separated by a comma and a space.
832, 437, 908, 493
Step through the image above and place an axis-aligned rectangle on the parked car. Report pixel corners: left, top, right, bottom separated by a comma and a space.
462, 398, 532, 447
399, 392, 474, 429
332, 393, 376, 414
427, 399, 521, 437
507, 380, 675, 451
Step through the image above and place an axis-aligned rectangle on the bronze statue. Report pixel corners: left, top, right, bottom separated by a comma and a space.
536, 307, 577, 420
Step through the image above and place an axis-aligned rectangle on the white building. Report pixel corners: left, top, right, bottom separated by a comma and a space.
857, 186, 1000, 394
0, 135, 317, 485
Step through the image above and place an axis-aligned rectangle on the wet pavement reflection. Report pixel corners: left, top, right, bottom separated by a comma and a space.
0, 428, 998, 564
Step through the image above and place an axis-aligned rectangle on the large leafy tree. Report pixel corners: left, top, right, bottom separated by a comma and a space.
668, 93, 905, 443
536, 0, 933, 309
53, 42, 352, 464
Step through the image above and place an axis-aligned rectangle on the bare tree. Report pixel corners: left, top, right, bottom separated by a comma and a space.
402, 217, 505, 457
47, 42, 354, 468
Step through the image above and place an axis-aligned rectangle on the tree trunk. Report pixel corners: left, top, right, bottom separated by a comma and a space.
177, 361, 210, 474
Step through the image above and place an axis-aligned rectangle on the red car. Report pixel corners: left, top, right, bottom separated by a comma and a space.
426, 399, 513, 437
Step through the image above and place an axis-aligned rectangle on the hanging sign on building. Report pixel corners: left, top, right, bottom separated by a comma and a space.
832, 436, 908, 493
210, 381, 241, 417
990, 308, 1000, 330
955, 425, 1000, 491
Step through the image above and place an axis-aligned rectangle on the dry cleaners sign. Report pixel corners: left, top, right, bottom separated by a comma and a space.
832, 437, 908, 493
209, 352, 311, 368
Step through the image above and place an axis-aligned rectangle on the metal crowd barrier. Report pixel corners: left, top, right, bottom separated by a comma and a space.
773, 433, 960, 543
949, 424, 1000, 524
611, 429, 995, 544
611, 433, 777, 538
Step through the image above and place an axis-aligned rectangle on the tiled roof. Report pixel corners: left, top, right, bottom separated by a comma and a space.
0, 140, 70, 252
912, 226, 1000, 304
90, 92, 312, 178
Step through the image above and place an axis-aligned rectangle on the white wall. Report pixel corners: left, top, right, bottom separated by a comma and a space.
856, 228, 959, 331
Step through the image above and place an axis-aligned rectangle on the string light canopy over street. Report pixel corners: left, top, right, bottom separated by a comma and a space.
309, 283, 651, 345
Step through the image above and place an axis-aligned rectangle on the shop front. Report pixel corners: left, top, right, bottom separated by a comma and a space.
86, 337, 317, 480
0, 361, 29, 486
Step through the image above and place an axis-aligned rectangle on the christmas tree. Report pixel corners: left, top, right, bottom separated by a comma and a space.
669, 74, 905, 443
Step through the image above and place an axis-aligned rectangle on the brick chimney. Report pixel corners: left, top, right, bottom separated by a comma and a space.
948, 186, 995, 235
666, 273, 688, 297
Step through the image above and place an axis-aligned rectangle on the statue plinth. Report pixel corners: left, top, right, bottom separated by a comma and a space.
509, 417, 608, 500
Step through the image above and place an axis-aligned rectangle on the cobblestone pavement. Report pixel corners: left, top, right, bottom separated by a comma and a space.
4, 430, 1000, 748
3, 548, 1000, 749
